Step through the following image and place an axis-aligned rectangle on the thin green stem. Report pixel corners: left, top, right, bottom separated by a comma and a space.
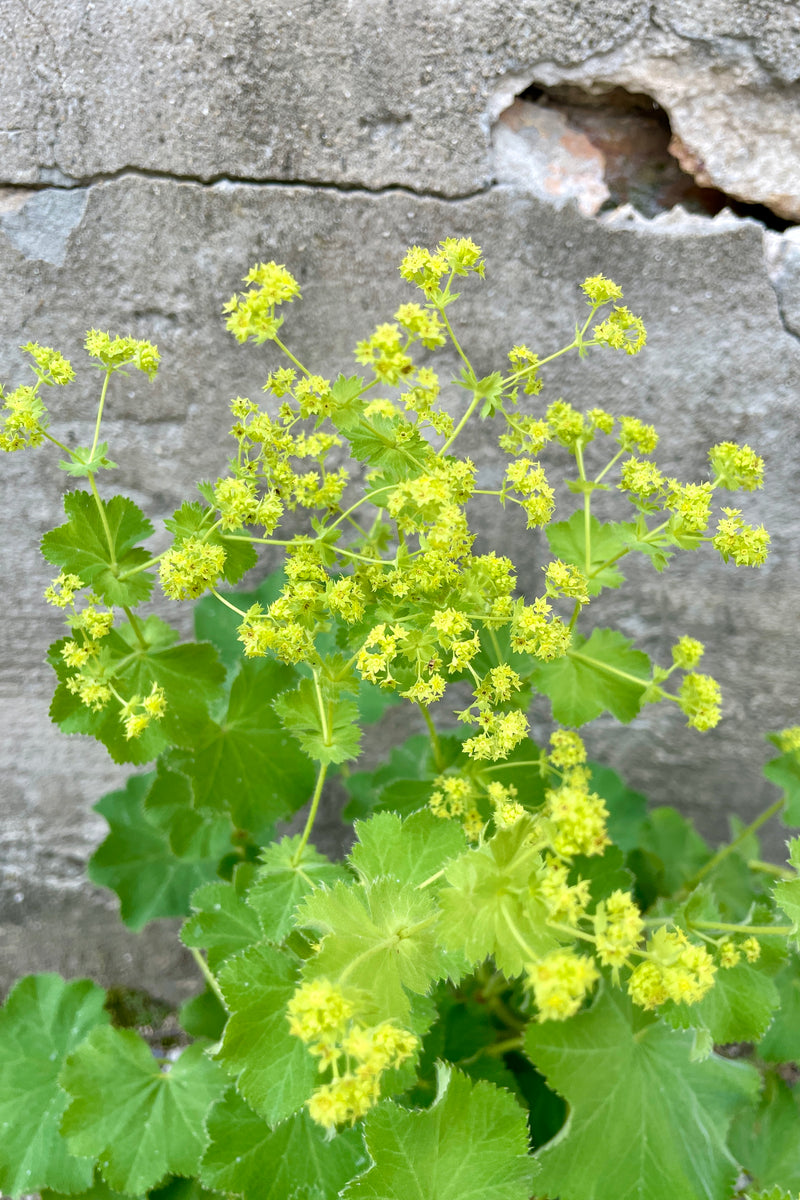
417, 867, 446, 890
690, 920, 793, 936
273, 335, 311, 376
439, 301, 474, 377
189, 947, 227, 1008
291, 760, 329, 865
685, 798, 785, 889
748, 859, 796, 879
117, 547, 172, 579
88, 474, 116, 569
40, 429, 74, 455
418, 702, 444, 771
499, 900, 539, 961
439, 391, 481, 456
121, 605, 148, 651
594, 447, 626, 484
209, 588, 248, 618
90, 370, 113, 459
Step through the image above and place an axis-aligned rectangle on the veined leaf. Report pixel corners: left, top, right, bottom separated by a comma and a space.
200, 1088, 367, 1198
41, 490, 154, 607
764, 751, 800, 825
773, 839, 800, 946
60, 1031, 225, 1195
274, 674, 362, 765
186, 657, 315, 838
437, 819, 560, 977
89, 771, 231, 930
524, 986, 759, 1200
532, 627, 652, 726
343, 1064, 536, 1200
729, 1073, 800, 1195
0, 975, 109, 1197
246, 836, 351, 943
349, 810, 467, 890
215, 943, 315, 1124
299, 878, 460, 1025
180, 880, 263, 970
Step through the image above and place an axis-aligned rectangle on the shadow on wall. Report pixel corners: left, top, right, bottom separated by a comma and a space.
494, 82, 795, 232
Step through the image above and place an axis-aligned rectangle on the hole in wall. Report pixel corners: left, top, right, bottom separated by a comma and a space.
506, 82, 795, 232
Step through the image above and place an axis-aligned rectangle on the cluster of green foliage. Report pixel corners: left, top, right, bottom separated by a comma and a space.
2, 238, 800, 1200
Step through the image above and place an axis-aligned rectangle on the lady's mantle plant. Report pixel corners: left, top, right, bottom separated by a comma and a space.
1, 237, 799, 1200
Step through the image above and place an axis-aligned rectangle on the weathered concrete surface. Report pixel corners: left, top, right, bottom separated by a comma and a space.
2, 0, 800, 214
1, 0, 800, 999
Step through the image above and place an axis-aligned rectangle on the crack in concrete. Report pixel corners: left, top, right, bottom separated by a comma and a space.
0, 164, 492, 204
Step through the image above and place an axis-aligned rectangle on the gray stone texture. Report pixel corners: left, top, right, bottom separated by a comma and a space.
1, 0, 799, 1002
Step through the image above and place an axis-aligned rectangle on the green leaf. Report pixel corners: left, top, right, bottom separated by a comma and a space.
49, 617, 226, 764
0, 975, 109, 1197
331, 404, 433, 479
299, 878, 459, 1025
41, 1171, 128, 1200
342, 733, 464, 822
632, 806, 711, 897
532, 627, 651, 726
757, 951, 800, 1062
178, 990, 227, 1043
524, 986, 759, 1200
165, 500, 257, 587
180, 880, 263, 970
437, 819, 560, 977
200, 1088, 367, 1198
343, 1064, 536, 1200
545, 513, 626, 595
274, 674, 362, 765
41, 490, 154, 607
185, 657, 315, 838
729, 1074, 800, 1194
215, 943, 315, 1124
59, 442, 118, 477
764, 751, 800, 825
89, 771, 231, 930
612, 520, 673, 571
61, 1030, 225, 1195
246, 836, 351, 943
773, 839, 800, 945
349, 810, 467, 889
587, 763, 648, 853
661, 958, 781, 1051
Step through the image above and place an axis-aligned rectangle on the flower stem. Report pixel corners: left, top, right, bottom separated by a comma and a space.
685, 797, 785, 889
189, 947, 227, 1008
291, 760, 329, 866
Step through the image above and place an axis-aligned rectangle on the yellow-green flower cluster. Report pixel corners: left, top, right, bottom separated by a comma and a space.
509, 596, 571, 661
355, 323, 414, 385
223, 262, 301, 344
671, 636, 704, 670
399, 237, 484, 299
498, 414, 552, 457
546, 400, 585, 450
159, 538, 226, 600
527, 949, 599, 1021
617, 416, 658, 454
593, 890, 645, 968
774, 726, 800, 753
548, 729, 587, 770
663, 480, 713, 533
544, 559, 590, 606
487, 781, 526, 830
712, 507, 770, 566
44, 572, 84, 608
84, 330, 160, 379
287, 978, 418, 1130
538, 856, 592, 924
709, 441, 764, 491
581, 274, 624, 306
507, 345, 543, 395
0, 384, 48, 451
544, 781, 611, 858
592, 306, 647, 355
628, 928, 716, 1009
119, 683, 167, 740
678, 672, 722, 731
429, 775, 475, 824
503, 459, 555, 527
21, 342, 75, 386
619, 456, 666, 500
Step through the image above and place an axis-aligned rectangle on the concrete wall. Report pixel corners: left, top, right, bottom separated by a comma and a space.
1, 0, 799, 1002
